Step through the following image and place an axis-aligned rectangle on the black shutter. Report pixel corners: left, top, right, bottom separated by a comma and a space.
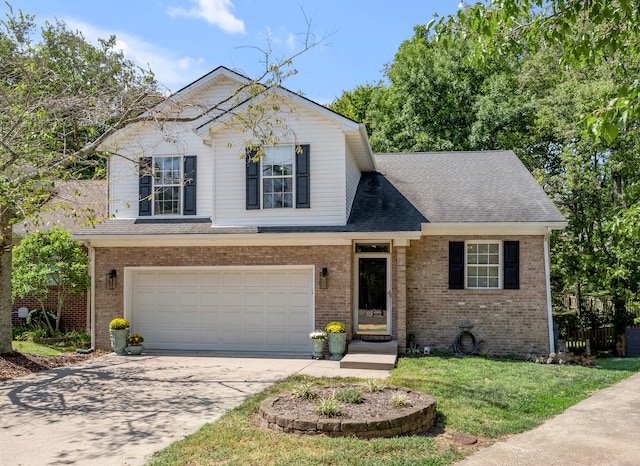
246, 150, 260, 210
139, 157, 152, 216
449, 241, 465, 289
183, 156, 197, 215
504, 241, 520, 289
296, 144, 310, 208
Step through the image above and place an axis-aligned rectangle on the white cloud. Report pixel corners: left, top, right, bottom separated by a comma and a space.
65, 19, 206, 91
168, 0, 245, 34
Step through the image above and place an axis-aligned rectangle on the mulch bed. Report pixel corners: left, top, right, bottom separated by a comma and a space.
0, 351, 105, 381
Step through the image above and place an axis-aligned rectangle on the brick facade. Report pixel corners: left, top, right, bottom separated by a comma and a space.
12, 287, 88, 332
406, 235, 550, 356
93, 245, 354, 350
91, 235, 551, 356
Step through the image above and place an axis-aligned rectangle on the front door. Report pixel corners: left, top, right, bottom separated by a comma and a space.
355, 246, 391, 335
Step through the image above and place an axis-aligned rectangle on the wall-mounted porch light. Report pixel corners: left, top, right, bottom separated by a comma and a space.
319, 267, 328, 289
107, 269, 117, 290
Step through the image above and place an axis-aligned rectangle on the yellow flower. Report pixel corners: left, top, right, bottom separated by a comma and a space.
324, 321, 346, 334
109, 318, 130, 330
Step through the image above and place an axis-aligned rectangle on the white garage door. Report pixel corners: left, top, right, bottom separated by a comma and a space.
128, 267, 314, 352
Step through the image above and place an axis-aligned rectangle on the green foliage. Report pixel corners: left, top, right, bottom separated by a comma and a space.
11, 325, 27, 340
390, 392, 409, 408
314, 397, 341, 417
332, 386, 363, 404
364, 378, 384, 393
12, 227, 90, 333
292, 381, 316, 400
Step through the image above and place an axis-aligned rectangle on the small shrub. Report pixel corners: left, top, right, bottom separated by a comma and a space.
26, 308, 57, 335
292, 382, 316, 400
315, 397, 341, 417
430, 348, 453, 357
390, 393, 410, 408
364, 379, 384, 392
12, 326, 28, 341
333, 387, 363, 404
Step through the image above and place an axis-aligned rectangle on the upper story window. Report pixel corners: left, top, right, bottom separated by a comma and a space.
154, 156, 182, 215
139, 155, 197, 217
246, 144, 310, 210
449, 240, 519, 290
262, 145, 294, 209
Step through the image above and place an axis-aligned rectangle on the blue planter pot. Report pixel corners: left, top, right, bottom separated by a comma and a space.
127, 345, 144, 355
327, 333, 346, 360
109, 328, 130, 356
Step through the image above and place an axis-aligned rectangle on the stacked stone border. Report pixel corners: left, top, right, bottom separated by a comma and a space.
259, 386, 436, 438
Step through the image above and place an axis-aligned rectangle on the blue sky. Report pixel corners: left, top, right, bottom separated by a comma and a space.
7, 1, 461, 103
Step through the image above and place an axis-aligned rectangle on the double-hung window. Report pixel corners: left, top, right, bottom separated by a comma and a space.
153, 156, 182, 215
138, 155, 197, 217
466, 242, 500, 289
262, 145, 294, 209
448, 240, 519, 290
245, 144, 310, 210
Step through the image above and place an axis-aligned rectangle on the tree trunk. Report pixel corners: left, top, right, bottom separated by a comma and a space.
0, 212, 14, 353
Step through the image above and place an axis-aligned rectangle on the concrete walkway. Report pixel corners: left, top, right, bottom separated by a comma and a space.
456, 370, 640, 466
0, 351, 390, 466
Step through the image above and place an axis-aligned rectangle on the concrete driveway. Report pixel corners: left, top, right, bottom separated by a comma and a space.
0, 352, 390, 466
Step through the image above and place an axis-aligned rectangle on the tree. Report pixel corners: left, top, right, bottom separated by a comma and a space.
0, 7, 161, 352
12, 227, 90, 333
432, 0, 640, 142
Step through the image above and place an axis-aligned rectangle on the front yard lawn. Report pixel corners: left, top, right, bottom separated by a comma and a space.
148, 357, 640, 466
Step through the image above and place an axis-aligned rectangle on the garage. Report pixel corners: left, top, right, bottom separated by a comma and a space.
125, 266, 314, 352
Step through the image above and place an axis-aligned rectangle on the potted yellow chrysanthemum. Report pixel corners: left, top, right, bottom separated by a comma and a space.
127, 333, 145, 355
324, 321, 346, 360
109, 318, 130, 356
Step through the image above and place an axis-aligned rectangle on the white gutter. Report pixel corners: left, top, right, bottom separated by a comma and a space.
544, 227, 554, 354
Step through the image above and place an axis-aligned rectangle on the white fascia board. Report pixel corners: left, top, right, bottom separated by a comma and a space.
421, 222, 567, 236
81, 231, 421, 248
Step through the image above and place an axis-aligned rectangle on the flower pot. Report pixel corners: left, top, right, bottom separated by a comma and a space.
127, 344, 144, 355
109, 328, 130, 356
327, 333, 346, 360
311, 338, 325, 359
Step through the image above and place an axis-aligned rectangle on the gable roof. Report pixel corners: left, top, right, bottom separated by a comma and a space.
374, 151, 566, 225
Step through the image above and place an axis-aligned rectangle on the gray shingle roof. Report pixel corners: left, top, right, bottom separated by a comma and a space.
73, 150, 565, 238
374, 151, 566, 224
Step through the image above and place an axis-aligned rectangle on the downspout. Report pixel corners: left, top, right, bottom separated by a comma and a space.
544, 227, 554, 354
88, 243, 96, 350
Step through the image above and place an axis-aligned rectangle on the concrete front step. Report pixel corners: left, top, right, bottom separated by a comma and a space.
348, 340, 398, 355
340, 352, 397, 370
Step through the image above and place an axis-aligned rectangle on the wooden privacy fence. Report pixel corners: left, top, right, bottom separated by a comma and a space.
562, 323, 615, 352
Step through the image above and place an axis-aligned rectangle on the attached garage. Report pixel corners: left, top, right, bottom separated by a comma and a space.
124, 266, 314, 352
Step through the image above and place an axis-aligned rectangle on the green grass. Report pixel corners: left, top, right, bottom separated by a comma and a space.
147, 357, 639, 466
11, 340, 67, 355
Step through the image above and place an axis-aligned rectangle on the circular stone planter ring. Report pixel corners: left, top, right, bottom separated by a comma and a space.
259, 386, 436, 438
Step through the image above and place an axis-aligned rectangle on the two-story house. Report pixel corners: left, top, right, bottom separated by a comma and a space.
74, 66, 566, 356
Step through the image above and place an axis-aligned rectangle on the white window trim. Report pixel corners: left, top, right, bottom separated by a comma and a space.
465, 240, 502, 290
261, 145, 296, 209
152, 155, 183, 216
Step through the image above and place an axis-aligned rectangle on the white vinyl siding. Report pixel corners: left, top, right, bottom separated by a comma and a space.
107, 125, 212, 219
212, 106, 348, 226
345, 147, 361, 218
